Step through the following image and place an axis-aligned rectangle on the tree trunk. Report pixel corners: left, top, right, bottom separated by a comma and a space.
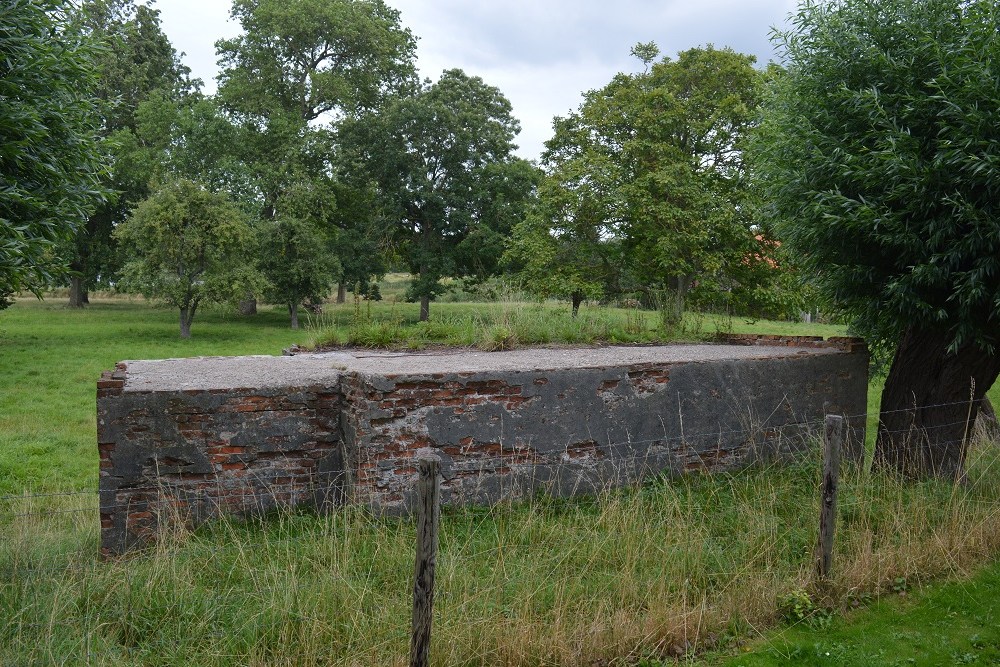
238, 296, 257, 316
69, 276, 86, 308
179, 307, 193, 339
419, 295, 430, 322
977, 397, 999, 443
874, 325, 1000, 479
571, 291, 583, 318
288, 302, 299, 329
337, 281, 346, 304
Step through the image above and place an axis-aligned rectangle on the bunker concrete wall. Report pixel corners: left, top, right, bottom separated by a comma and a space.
97, 336, 868, 555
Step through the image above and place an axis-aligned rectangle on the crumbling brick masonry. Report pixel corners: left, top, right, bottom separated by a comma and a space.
98, 337, 868, 555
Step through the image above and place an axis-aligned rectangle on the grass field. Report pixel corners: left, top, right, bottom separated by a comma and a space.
2, 293, 1000, 665
0, 294, 847, 494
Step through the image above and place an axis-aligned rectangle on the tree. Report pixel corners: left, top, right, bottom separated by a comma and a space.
754, 0, 1000, 478
257, 215, 340, 329
505, 169, 620, 317
0, 0, 105, 309
327, 180, 389, 302
115, 180, 261, 338
217, 0, 417, 312
456, 159, 542, 284
531, 45, 771, 319
342, 69, 528, 321
64, 0, 194, 307
217, 0, 416, 125
256, 178, 342, 328
133, 92, 253, 198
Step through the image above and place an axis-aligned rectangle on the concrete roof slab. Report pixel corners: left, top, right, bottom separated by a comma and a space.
120, 344, 839, 393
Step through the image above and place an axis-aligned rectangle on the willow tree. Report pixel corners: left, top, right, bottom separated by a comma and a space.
755, 0, 1000, 478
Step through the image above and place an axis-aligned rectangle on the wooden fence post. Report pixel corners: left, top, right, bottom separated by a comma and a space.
816, 414, 844, 580
410, 454, 441, 667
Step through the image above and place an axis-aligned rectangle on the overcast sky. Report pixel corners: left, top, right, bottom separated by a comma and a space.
156, 0, 799, 161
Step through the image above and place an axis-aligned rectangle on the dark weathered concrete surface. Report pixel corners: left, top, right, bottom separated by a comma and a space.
98, 337, 868, 554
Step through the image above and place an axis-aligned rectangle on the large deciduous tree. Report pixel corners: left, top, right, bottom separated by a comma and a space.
0, 0, 105, 309
505, 168, 621, 316
216, 0, 417, 309
529, 44, 775, 318
755, 0, 1000, 478
115, 180, 261, 338
342, 69, 531, 321
131, 92, 253, 200
65, 0, 194, 307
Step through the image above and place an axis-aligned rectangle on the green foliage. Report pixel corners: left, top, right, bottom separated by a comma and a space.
523, 44, 785, 318
505, 158, 621, 313
455, 159, 542, 283
754, 0, 1000, 353
64, 0, 195, 299
309, 299, 717, 351
71, 0, 195, 133
114, 180, 262, 337
327, 181, 390, 292
341, 69, 532, 319
132, 93, 253, 200
217, 0, 416, 123
217, 0, 417, 294
779, 588, 834, 629
257, 216, 341, 328
0, 0, 106, 307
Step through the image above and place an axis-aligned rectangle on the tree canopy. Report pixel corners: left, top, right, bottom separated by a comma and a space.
64, 0, 195, 307
216, 0, 418, 304
755, 0, 1000, 477
115, 179, 261, 338
217, 0, 417, 123
521, 45, 785, 318
341, 68, 532, 320
0, 0, 106, 309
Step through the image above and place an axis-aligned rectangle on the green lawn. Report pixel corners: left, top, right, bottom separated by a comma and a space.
714, 558, 1000, 666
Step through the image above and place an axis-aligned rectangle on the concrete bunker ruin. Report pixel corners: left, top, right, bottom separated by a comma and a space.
97, 335, 868, 555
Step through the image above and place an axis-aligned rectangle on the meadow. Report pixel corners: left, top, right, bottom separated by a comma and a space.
1, 293, 999, 666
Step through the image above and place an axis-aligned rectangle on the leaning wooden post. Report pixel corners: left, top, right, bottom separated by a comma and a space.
816, 414, 844, 581
410, 454, 441, 667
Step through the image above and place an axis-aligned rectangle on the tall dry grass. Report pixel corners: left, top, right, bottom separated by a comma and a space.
2, 434, 1000, 666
